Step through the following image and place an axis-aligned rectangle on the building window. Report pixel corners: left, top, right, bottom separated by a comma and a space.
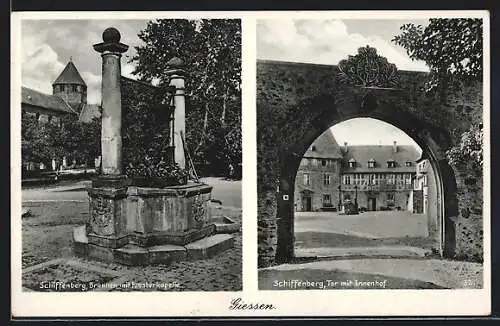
405, 174, 413, 185
303, 173, 310, 186
311, 158, 318, 167
324, 173, 331, 185
387, 174, 395, 184
368, 159, 375, 168
72, 85, 78, 92
323, 194, 332, 206
343, 174, 351, 185
387, 193, 395, 201
370, 174, 377, 185
322, 159, 327, 167
311, 145, 316, 151
348, 159, 356, 168
387, 160, 396, 168
405, 161, 412, 167
396, 174, 403, 184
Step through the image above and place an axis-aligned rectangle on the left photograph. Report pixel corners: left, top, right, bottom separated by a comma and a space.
20, 19, 242, 292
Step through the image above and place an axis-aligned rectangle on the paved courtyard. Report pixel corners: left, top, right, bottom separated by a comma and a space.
293, 211, 434, 257
258, 210, 482, 290
295, 211, 428, 239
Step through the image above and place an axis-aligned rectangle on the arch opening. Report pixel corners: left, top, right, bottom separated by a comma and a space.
276, 115, 457, 264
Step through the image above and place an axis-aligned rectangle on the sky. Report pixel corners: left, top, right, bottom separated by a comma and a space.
21, 19, 150, 104
330, 118, 421, 152
257, 19, 430, 71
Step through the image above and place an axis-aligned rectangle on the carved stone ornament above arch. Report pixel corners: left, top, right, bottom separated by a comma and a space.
337, 46, 400, 89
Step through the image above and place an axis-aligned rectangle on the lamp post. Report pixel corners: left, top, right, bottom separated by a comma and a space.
338, 184, 342, 211
354, 185, 358, 208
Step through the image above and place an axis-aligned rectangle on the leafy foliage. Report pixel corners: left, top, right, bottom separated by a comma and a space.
392, 18, 483, 82
130, 19, 242, 176
125, 155, 188, 185
446, 123, 483, 173
21, 112, 100, 169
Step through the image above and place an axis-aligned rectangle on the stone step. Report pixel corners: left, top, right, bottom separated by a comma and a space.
214, 222, 241, 234
185, 234, 234, 260
114, 244, 187, 266
295, 246, 431, 259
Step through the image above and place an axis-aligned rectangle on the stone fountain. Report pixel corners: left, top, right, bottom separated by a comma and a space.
73, 27, 234, 266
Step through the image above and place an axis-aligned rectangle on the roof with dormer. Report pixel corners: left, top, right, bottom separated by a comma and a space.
303, 130, 343, 159
341, 145, 421, 173
53, 60, 86, 86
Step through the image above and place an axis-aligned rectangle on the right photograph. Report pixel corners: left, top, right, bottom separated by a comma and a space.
256, 18, 485, 290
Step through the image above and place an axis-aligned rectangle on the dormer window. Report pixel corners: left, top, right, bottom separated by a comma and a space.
405, 161, 412, 167
348, 158, 356, 168
368, 158, 375, 168
387, 160, 396, 168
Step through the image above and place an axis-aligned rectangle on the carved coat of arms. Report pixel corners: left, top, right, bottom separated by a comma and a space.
338, 46, 399, 88
90, 196, 114, 236
192, 195, 206, 225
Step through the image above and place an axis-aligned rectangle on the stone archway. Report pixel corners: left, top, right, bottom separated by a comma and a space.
257, 47, 482, 268
274, 98, 457, 263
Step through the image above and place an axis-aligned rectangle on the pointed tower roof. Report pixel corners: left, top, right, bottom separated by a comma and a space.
52, 59, 86, 86
303, 130, 343, 159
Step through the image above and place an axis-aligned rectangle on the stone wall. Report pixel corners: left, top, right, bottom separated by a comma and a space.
257, 59, 483, 267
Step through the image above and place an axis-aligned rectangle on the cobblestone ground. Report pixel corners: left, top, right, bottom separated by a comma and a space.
21, 201, 242, 292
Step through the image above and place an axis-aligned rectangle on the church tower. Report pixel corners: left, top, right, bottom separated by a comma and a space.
52, 58, 87, 112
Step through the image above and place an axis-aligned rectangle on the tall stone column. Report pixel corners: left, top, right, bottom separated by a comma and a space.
93, 27, 129, 178
85, 27, 130, 252
166, 57, 186, 170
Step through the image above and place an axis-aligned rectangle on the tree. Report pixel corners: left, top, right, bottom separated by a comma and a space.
130, 19, 242, 176
393, 18, 483, 173
21, 112, 53, 166
392, 18, 483, 84
21, 112, 101, 171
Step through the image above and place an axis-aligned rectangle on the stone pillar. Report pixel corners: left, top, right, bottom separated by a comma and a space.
84, 27, 130, 256
166, 57, 186, 170
93, 27, 129, 176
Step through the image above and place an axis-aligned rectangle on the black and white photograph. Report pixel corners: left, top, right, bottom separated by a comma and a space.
19, 18, 242, 292
256, 17, 487, 290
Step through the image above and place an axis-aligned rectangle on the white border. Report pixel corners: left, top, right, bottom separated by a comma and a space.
11, 10, 491, 317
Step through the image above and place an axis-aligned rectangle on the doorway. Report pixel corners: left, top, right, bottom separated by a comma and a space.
368, 197, 377, 211
302, 196, 312, 211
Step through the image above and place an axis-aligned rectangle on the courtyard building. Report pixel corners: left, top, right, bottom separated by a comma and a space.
294, 130, 421, 212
